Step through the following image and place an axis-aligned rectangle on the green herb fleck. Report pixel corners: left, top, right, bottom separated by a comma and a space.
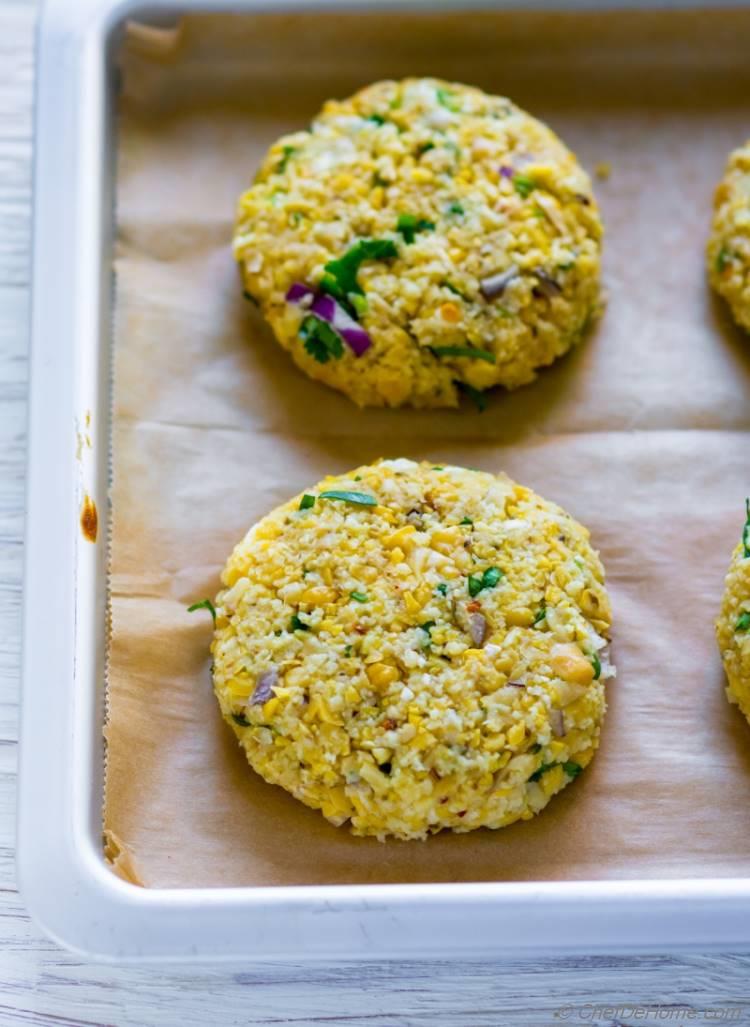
275, 145, 296, 173
557, 260, 575, 271
319, 490, 377, 507
457, 382, 487, 412
716, 245, 732, 273
529, 743, 542, 754
468, 566, 503, 597
350, 293, 369, 317
743, 498, 750, 558
442, 280, 471, 302
344, 644, 353, 657
350, 591, 369, 603
397, 213, 436, 244
300, 316, 343, 364
431, 345, 495, 364
529, 762, 556, 782
432, 465, 444, 470
321, 239, 399, 301
513, 173, 536, 199
447, 201, 465, 216
366, 113, 386, 125
529, 760, 582, 783
187, 598, 216, 627
289, 211, 304, 227
737, 611, 750, 632
437, 583, 449, 596
419, 620, 436, 647
290, 614, 310, 632
231, 713, 250, 727
242, 289, 259, 306
590, 652, 602, 680
532, 604, 546, 627
460, 517, 473, 526
299, 493, 316, 511
373, 172, 390, 188
417, 141, 435, 156
436, 87, 461, 112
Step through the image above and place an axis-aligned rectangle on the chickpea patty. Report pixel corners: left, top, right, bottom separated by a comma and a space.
234, 78, 603, 408
210, 460, 615, 840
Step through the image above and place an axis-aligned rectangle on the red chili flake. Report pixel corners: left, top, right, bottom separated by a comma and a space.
466, 600, 482, 613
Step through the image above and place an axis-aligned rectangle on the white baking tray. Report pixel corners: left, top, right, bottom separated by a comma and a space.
18, 0, 750, 962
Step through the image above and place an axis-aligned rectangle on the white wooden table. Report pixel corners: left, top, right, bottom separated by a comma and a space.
2, 2, 750, 1023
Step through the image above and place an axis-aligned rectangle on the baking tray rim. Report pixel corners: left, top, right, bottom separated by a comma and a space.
17, 0, 750, 962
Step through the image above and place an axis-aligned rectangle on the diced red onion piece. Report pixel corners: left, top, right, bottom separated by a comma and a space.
550, 708, 566, 737
286, 282, 315, 304
469, 613, 487, 647
499, 164, 514, 179
311, 293, 373, 357
479, 264, 519, 300
250, 666, 278, 706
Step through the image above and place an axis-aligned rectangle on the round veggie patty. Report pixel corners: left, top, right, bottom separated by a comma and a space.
708, 140, 750, 332
233, 78, 603, 408
211, 459, 614, 840
717, 499, 750, 726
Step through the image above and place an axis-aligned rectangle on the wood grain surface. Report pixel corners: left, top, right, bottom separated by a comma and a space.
1, 1, 749, 1023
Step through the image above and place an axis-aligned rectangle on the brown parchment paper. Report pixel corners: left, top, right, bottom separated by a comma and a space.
105, 9, 750, 888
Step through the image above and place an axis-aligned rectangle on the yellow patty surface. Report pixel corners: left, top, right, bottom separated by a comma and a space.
708, 140, 750, 332
234, 78, 603, 408
716, 501, 750, 726
211, 460, 614, 840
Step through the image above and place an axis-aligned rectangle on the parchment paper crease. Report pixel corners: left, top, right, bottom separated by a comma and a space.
105, 9, 750, 887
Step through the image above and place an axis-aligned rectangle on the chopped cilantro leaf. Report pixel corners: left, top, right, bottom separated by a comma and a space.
529, 760, 582, 783
231, 713, 250, 727
344, 644, 353, 657
513, 173, 536, 199
290, 614, 310, 632
460, 516, 473, 526
468, 566, 503, 597
743, 498, 750, 558
447, 201, 464, 216
436, 87, 461, 112
420, 620, 436, 634
300, 316, 343, 364
299, 493, 316, 510
442, 280, 471, 301
532, 605, 546, 626
242, 289, 259, 306
275, 145, 296, 173
321, 239, 398, 300
319, 490, 377, 506
431, 345, 495, 364
187, 598, 216, 627
397, 213, 436, 244
737, 611, 750, 632
350, 293, 368, 317
350, 591, 369, 603
366, 113, 386, 125
590, 652, 602, 680
529, 762, 556, 782
716, 245, 732, 273
417, 141, 435, 156
437, 583, 449, 596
